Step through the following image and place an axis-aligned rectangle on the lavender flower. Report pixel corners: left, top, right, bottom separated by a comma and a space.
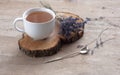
59, 16, 88, 39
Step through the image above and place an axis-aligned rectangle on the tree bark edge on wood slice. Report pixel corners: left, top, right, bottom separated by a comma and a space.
56, 12, 84, 43
19, 40, 62, 57
18, 21, 62, 57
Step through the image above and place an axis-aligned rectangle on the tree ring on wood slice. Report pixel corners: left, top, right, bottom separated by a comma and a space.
18, 21, 62, 57
56, 12, 84, 43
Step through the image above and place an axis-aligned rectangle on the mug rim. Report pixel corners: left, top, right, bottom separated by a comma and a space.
23, 7, 56, 24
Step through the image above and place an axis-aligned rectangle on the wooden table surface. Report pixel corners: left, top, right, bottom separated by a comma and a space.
0, 0, 120, 75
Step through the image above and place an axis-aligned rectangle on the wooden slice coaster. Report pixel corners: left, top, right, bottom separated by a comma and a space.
56, 12, 84, 43
18, 21, 62, 57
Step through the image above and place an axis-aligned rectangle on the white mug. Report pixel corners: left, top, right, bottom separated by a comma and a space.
13, 7, 56, 40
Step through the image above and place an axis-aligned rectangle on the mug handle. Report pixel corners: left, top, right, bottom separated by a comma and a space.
13, 18, 24, 33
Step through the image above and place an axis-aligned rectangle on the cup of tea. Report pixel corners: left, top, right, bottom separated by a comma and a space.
13, 7, 56, 40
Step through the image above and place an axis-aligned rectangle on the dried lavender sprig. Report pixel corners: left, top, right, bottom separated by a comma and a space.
78, 28, 109, 55
39, 1, 56, 13
90, 38, 115, 55
96, 28, 109, 47
99, 37, 103, 47
39, 1, 52, 10
95, 40, 99, 48
86, 28, 109, 46
106, 20, 120, 28
59, 17, 89, 39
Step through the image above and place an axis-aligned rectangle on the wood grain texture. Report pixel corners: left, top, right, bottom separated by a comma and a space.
18, 21, 62, 57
